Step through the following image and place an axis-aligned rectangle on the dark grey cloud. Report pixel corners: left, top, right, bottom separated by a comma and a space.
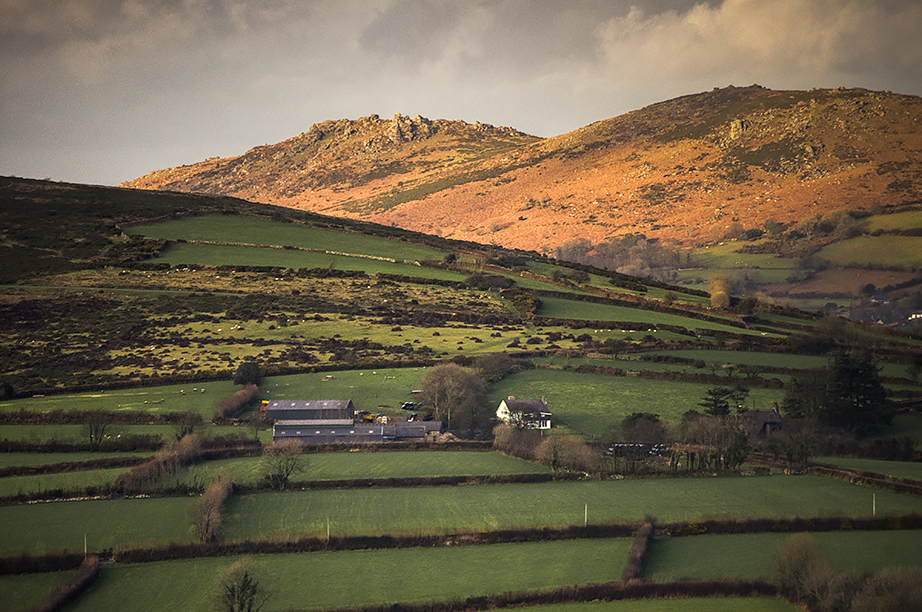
1, 0, 920, 185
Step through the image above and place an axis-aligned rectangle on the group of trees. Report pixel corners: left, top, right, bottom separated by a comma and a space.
783, 350, 893, 437
554, 234, 685, 280
417, 363, 488, 437
774, 533, 922, 611
493, 423, 598, 473
698, 385, 750, 416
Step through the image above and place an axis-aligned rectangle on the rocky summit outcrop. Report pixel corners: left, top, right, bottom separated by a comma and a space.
123, 86, 922, 251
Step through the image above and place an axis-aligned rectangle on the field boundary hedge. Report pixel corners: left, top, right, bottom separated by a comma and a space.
0, 409, 203, 427
572, 363, 785, 388
232, 471, 573, 494
110, 522, 641, 564
662, 513, 922, 536
0, 469, 563, 506
808, 463, 922, 495
0, 436, 162, 454
28, 555, 98, 612
0, 455, 149, 478
5, 513, 922, 573
294, 579, 780, 612
622, 520, 655, 581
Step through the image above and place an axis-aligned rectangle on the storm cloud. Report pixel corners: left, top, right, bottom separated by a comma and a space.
2, 0, 920, 185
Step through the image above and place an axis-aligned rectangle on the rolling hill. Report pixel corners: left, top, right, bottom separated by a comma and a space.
124, 85, 922, 254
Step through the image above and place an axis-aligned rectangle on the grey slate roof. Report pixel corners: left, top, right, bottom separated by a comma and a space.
502, 399, 551, 416
265, 399, 355, 423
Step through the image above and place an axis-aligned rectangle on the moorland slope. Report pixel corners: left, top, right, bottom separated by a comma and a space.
124, 86, 922, 253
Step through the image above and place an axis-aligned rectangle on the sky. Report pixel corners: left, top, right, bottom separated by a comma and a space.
2, 0, 921, 186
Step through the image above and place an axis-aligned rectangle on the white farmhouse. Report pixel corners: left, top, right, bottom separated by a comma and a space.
495, 396, 552, 430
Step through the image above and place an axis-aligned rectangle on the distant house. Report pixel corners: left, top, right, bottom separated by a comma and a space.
742, 404, 783, 440
268, 399, 442, 443
496, 396, 552, 429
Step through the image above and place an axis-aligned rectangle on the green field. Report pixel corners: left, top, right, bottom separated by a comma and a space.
816, 235, 922, 267
815, 457, 922, 481
644, 349, 828, 370
517, 600, 799, 612
0, 379, 239, 417
537, 296, 771, 338
0, 466, 130, 498
487, 368, 783, 436
643, 349, 918, 383
164, 450, 548, 486
864, 210, 922, 231
68, 539, 630, 612
0, 496, 195, 554
644, 530, 922, 582
126, 215, 448, 262
4, 475, 915, 555
0, 452, 152, 468
0, 570, 75, 612
690, 244, 798, 271
0, 423, 264, 443
150, 242, 468, 281
220, 476, 922, 542
259, 368, 428, 416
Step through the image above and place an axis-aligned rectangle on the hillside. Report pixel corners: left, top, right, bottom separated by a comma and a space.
124, 86, 922, 253
3, 176, 922, 612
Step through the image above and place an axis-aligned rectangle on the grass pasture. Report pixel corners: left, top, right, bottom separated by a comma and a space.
0, 423, 263, 444
689, 243, 798, 272
260, 368, 428, 416
0, 379, 239, 418
643, 349, 828, 370
644, 530, 922, 583
487, 368, 783, 436
816, 235, 922, 268
150, 242, 467, 281
67, 539, 631, 612
0, 452, 153, 468
126, 215, 448, 262
163, 450, 549, 487
537, 296, 772, 338
864, 210, 922, 232
0, 570, 76, 612
0, 496, 196, 554
815, 457, 922, 481
221, 476, 922, 542
0, 466, 130, 498
520, 600, 799, 612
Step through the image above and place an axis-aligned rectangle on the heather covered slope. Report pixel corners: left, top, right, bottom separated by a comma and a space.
124, 86, 922, 252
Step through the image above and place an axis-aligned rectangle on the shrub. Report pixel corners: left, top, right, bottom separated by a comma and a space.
214, 384, 259, 421
261, 439, 307, 490
115, 433, 203, 493
30, 555, 99, 612
194, 469, 234, 544
622, 519, 655, 581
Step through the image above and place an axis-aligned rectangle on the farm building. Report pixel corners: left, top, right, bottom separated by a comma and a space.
268, 399, 442, 443
264, 399, 355, 425
741, 404, 783, 440
496, 396, 552, 429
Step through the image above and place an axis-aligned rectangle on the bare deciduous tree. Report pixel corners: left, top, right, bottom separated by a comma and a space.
418, 363, 487, 437
194, 468, 233, 543
260, 439, 306, 490
214, 557, 272, 612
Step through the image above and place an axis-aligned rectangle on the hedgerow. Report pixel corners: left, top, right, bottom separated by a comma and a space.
28, 555, 99, 612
